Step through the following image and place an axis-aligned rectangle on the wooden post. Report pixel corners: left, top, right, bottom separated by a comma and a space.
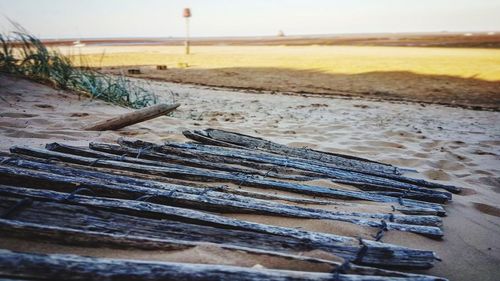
183, 8, 191, 55
83, 103, 180, 131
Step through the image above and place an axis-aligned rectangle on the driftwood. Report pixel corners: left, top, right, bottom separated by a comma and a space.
6, 147, 444, 215
0, 218, 443, 279
0, 158, 442, 229
0, 186, 439, 269
0, 133, 453, 278
220, 188, 439, 216
3, 149, 347, 208
168, 141, 457, 196
184, 129, 461, 194
24, 144, 454, 212
185, 129, 398, 174
0, 195, 345, 257
0, 218, 337, 268
89, 141, 450, 203
8, 146, 446, 216
5, 149, 441, 216
83, 103, 180, 131
61, 141, 447, 203
0, 250, 447, 281
119, 139, 453, 202
51, 142, 312, 181
0, 161, 443, 238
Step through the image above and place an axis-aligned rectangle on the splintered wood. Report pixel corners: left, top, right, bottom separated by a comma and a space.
0, 128, 458, 280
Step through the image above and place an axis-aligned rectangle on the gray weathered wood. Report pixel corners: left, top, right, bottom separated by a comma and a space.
120, 139, 453, 202
1, 152, 444, 227
52, 142, 312, 181
2, 150, 440, 216
0, 185, 439, 269
171, 140, 457, 197
89, 142, 450, 203
8, 146, 446, 215
0, 160, 443, 237
185, 129, 461, 194
0, 250, 447, 281
0, 218, 348, 271
0, 218, 443, 279
84, 103, 180, 131
186, 129, 398, 173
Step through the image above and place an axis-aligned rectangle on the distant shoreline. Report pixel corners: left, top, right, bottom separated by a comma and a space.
41, 32, 500, 48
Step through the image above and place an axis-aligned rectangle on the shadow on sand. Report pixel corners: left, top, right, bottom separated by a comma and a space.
112, 66, 500, 111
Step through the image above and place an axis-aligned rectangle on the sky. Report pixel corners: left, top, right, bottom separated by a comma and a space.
0, 0, 499, 39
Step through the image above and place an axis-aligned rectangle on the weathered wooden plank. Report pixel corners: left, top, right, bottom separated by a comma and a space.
0, 218, 442, 279
173, 140, 457, 196
3, 150, 440, 216
0, 218, 347, 271
89, 142, 450, 203
0, 153, 445, 228
0, 277, 36, 281
0, 250, 447, 281
88, 141, 447, 204
8, 146, 447, 214
0, 186, 439, 269
83, 103, 180, 131
220, 187, 440, 216
120, 139, 453, 201
120, 138, 326, 177
186, 129, 398, 172
0, 195, 343, 257
51, 142, 312, 181
184, 129, 462, 194
2, 150, 343, 208
0, 161, 443, 237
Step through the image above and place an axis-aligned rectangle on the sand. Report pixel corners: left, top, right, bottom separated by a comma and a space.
59, 45, 500, 110
0, 74, 499, 280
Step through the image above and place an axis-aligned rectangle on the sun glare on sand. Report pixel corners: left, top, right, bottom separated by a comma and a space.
66, 45, 500, 81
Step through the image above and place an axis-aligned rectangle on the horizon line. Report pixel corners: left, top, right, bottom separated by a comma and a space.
32, 30, 499, 41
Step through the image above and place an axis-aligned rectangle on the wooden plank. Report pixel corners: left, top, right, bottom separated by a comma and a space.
186, 129, 397, 172
83, 103, 180, 131
2, 150, 440, 216
0, 153, 444, 226
170, 140, 458, 196
117, 138, 326, 177
185, 129, 461, 194
0, 218, 345, 271
89, 142, 450, 203
120, 139, 453, 201
0, 162, 444, 237
51, 142, 312, 181
0, 250, 447, 281
0, 218, 442, 279
0, 195, 339, 257
0, 186, 439, 269
8, 146, 446, 214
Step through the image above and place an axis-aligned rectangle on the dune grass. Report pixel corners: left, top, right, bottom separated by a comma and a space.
0, 32, 157, 108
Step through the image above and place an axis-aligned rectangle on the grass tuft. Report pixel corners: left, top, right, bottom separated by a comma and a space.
0, 32, 157, 108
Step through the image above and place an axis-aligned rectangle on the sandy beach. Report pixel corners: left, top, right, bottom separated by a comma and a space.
2, 1, 500, 279
64, 45, 500, 110
1, 73, 499, 280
